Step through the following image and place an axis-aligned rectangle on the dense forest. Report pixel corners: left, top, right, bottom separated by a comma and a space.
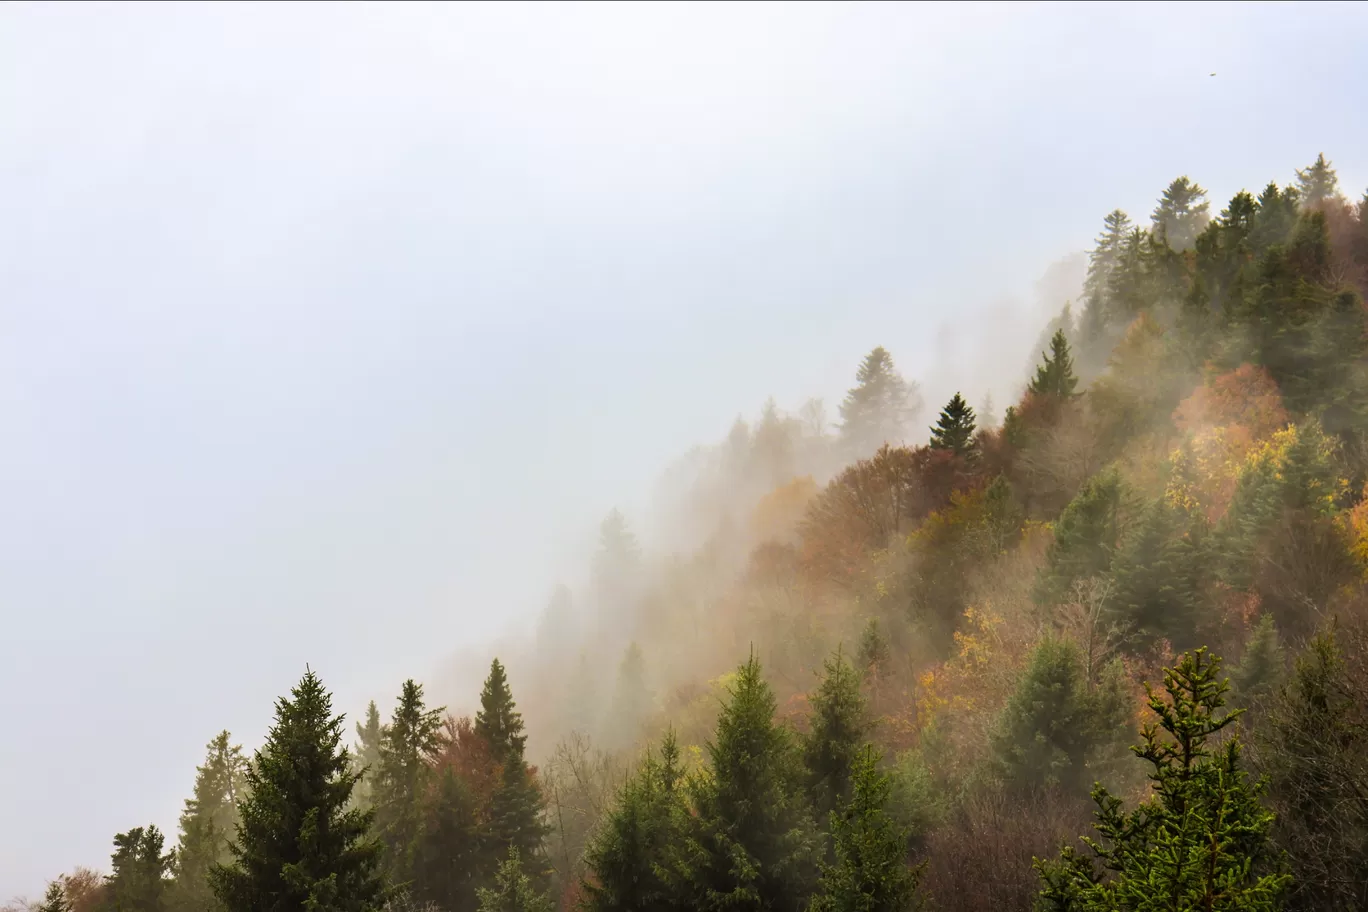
17, 154, 1368, 912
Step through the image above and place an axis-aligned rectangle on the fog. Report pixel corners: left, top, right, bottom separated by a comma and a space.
3, 0, 1367, 900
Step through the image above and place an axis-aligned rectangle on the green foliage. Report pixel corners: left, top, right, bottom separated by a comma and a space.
1258, 629, 1368, 911
857, 618, 890, 675
1029, 330, 1081, 401
804, 650, 872, 819
476, 660, 527, 767
1152, 176, 1210, 250
475, 660, 550, 885
209, 669, 386, 912
375, 680, 445, 885
580, 732, 688, 912
667, 652, 820, 912
1035, 471, 1125, 606
989, 637, 1130, 796
476, 850, 552, 912
106, 825, 173, 912
809, 746, 922, 912
170, 731, 248, 912
1230, 615, 1285, 710
413, 767, 481, 912
1295, 153, 1340, 208
1108, 498, 1203, 650
928, 393, 977, 458
1034, 649, 1289, 911
883, 748, 946, 852
840, 347, 921, 455
36, 881, 72, 912
353, 701, 384, 812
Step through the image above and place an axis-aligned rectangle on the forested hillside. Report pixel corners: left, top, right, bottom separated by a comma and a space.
21, 154, 1368, 912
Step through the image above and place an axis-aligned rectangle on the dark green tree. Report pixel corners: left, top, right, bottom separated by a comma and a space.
1028, 330, 1080, 401
36, 880, 72, 912
809, 746, 922, 912
475, 660, 549, 885
1034, 649, 1289, 911
1034, 471, 1124, 606
1230, 615, 1285, 711
1295, 153, 1340, 208
476, 850, 551, 912
106, 825, 173, 912
374, 680, 445, 885
1152, 176, 1210, 250
352, 701, 384, 812
476, 660, 527, 768
667, 652, 820, 912
170, 731, 248, 912
839, 347, 921, 456
209, 669, 386, 912
1107, 498, 1203, 651
580, 732, 688, 912
413, 766, 482, 912
804, 649, 872, 820
928, 393, 977, 458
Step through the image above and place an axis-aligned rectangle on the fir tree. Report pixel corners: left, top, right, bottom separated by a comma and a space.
1027, 330, 1080, 401
804, 649, 872, 820
604, 642, 653, 751
839, 347, 921, 456
809, 746, 922, 912
475, 850, 551, 912
36, 880, 71, 912
978, 392, 997, 430
927, 393, 977, 458
209, 669, 386, 912
1035, 649, 1289, 911
476, 660, 527, 767
1107, 499, 1203, 651
1151, 176, 1211, 250
1295, 153, 1340, 208
170, 731, 248, 912
856, 618, 891, 676
374, 680, 445, 886
581, 732, 688, 912
1034, 471, 1124, 606
412, 766, 481, 912
475, 660, 549, 886
106, 825, 173, 912
352, 701, 384, 812
1230, 615, 1285, 711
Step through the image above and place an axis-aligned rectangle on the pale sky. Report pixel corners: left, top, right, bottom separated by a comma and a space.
3, 0, 1366, 899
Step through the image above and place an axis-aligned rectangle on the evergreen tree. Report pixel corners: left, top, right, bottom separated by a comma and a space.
978, 392, 997, 430
1027, 330, 1080, 400
1035, 649, 1289, 911
989, 637, 1129, 797
927, 393, 977, 458
374, 680, 445, 886
1295, 153, 1340, 208
1107, 499, 1203, 651
412, 766, 481, 912
1080, 210, 1133, 344
604, 642, 653, 751
1151, 176, 1211, 250
36, 880, 71, 912
209, 669, 386, 912
352, 701, 384, 812
475, 660, 549, 885
856, 618, 890, 676
667, 652, 819, 912
170, 731, 249, 912
804, 650, 872, 820
1034, 471, 1124, 606
476, 660, 527, 768
809, 746, 922, 912
581, 732, 688, 912
1230, 615, 1285, 711
475, 850, 551, 912
106, 826, 173, 912
839, 347, 921, 456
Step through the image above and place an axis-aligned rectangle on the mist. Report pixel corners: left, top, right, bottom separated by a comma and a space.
4, 0, 1368, 905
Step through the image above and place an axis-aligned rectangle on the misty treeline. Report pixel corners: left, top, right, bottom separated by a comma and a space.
19, 153, 1368, 912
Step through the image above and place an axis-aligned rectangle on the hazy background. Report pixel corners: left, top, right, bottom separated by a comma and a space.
3, 0, 1366, 899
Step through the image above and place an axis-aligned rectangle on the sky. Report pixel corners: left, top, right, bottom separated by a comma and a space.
2, 0, 1367, 899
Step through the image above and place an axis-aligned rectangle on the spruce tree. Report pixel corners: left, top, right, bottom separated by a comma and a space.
927, 393, 977, 458
413, 766, 481, 912
604, 642, 653, 751
374, 680, 445, 886
476, 660, 527, 767
1151, 176, 1210, 250
581, 732, 688, 912
1295, 153, 1340, 208
667, 652, 819, 912
170, 731, 248, 912
1028, 330, 1080, 400
839, 347, 921, 456
1108, 499, 1203, 651
809, 746, 922, 912
1034, 471, 1124, 606
474, 660, 549, 886
36, 880, 71, 912
209, 669, 386, 912
804, 650, 872, 820
352, 701, 384, 812
1035, 649, 1289, 911
1230, 615, 1285, 711
857, 618, 891, 676
475, 850, 551, 912
106, 825, 173, 912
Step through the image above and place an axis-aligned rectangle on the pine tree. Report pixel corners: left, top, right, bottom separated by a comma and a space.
804, 650, 872, 820
475, 660, 549, 885
1034, 471, 1124, 606
1027, 330, 1080, 400
1080, 210, 1133, 343
170, 731, 249, 912
1230, 615, 1285, 711
927, 393, 977, 458
106, 826, 173, 912
476, 660, 527, 768
839, 347, 921, 456
1295, 153, 1340, 208
604, 642, 653, 751
352, 701, 384, 812
978, 392, 997, 430
1107, 499, 1203, 651
667, 652, 819, 912
475, 850, 551, 912
412, 766, 481, 912
36, 880, 71, 912
1151, 176, 1210, 250
581, 732, 688, 912
209, 669, 386, 912
809, 746, 922, 912
374, 680, 445, 886
1035, 649, 1289, 911
857, 618, 891, 676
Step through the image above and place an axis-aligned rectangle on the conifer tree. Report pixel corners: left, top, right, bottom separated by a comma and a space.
1295, 153, 1340, 208
476, 660, 527, 767
668, 652, 819, 912
1081, 210, 1133, 342
475, 660, 549, 885
839, 347, 921, 456
170, 731, 248, 912
352, 701, 384, 812
1107, 499, 1203, 651
581, 732, 688, 912
1028, 329, 1080, 401
106, 825, 173, 912
809, 746, 922, 912
1230, 615, 1285, 711
604, 642, 653, 750
804, 650, 872, 820
412, 766, 481, 912
1035, 649, 1289, 911
1151, 176, 1211, 250
475, 850, 551, 912
927, 393, 977, 458
978, 392, 997, 430
374, 680, 445, 886
857, 618, 890, 676
1034, 471, 1124, 606
35, 880, 71, 912
209, 669, 386, 912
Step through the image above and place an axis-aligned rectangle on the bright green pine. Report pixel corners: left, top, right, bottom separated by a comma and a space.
1035, 648, 1289, 912
809, 746, 922, 912
927, 392, 977, 458
804, 649, 872, 820
475, 849, 552, 912
209, 669, 386, 912
169, 731, 249, 912
106, 825, 173, 912
374, 679, 445, 885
